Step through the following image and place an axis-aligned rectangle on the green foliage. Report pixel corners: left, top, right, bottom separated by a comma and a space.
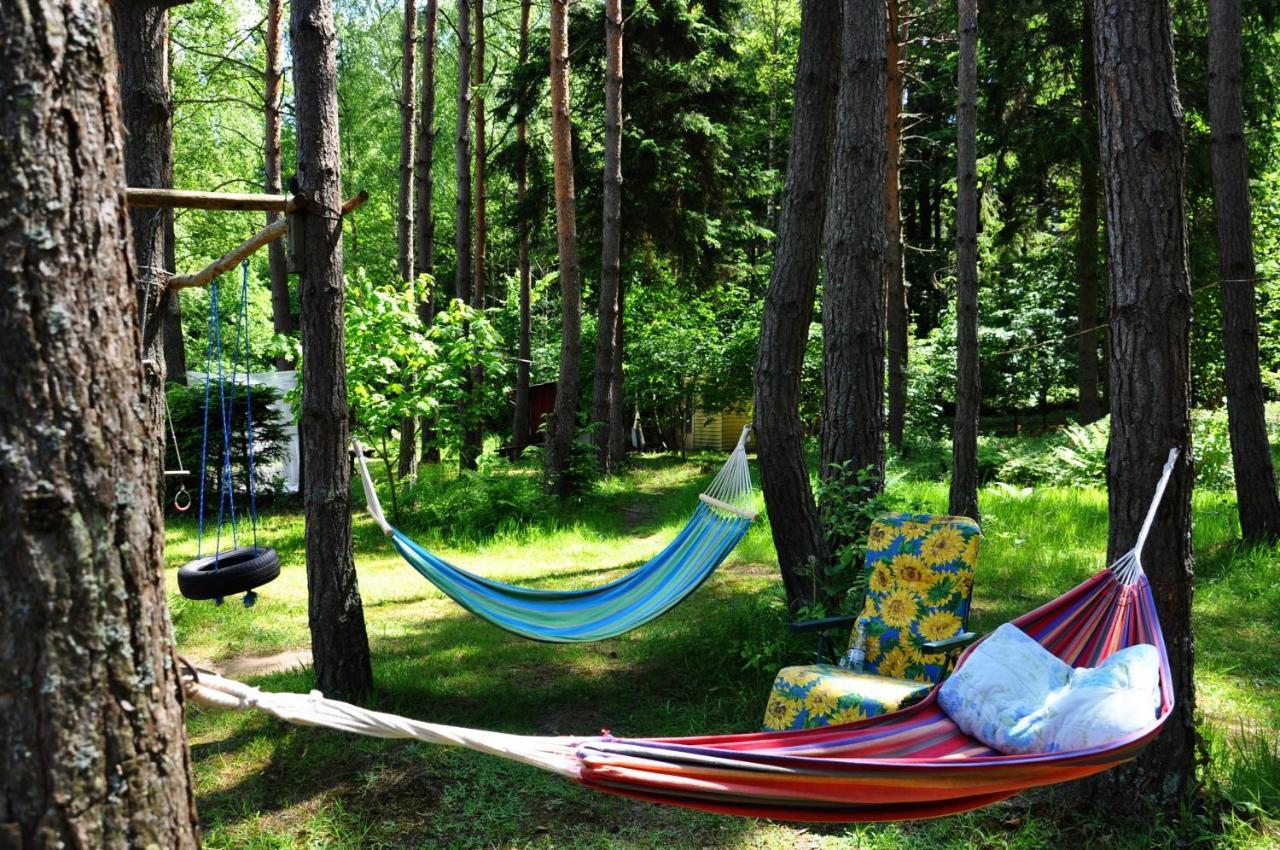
164, 379, 289, 501
1204, 723, 1280, 823
400, 462, 554, 545
816, 462, 898, 614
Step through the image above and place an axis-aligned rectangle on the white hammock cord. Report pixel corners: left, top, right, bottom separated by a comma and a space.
1109, 446, 1180, 585
182, 668, 583, 777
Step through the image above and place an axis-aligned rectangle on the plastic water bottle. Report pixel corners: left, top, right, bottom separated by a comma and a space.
841, 621, 867, 672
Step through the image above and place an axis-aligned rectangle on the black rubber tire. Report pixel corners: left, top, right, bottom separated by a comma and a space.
178, 546, 281, 600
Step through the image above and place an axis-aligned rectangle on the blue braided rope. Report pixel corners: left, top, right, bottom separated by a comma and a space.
213, 279, 237, 557
196, 281, 216, 560
239, 261, 260, 552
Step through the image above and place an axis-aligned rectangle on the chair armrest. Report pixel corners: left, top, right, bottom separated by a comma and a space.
788, 615, 859, 635
921, 631, 979, 653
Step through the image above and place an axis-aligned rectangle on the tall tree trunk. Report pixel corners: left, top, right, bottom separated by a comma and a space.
1, 0, 200, 842
608, 279, 627, 467
162, 224, 187, 384
418, 0, 441, 464
397, 0, 419, 477
455, 0, 477, 471
591, 0, 625, 471
266, 0, 293, 371
1083, 0, 1196, 806
544, 0, 584, 496
949, 0, 980, 522
822, 0, 888, 554
752, 0, 843, 615
1077, 0, 1103, 423
292, 0, 374, 700
885, 0, 909, 450
513, 0, 534, 453
465, 0, 488, 467
764, 0, 782, 233
114, 0, 183, 498
1209, 0, 1280, 542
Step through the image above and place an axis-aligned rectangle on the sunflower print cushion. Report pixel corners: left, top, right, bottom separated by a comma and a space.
763, 665, 932, 731
762, 513, 980, 732
857, 513, 980, 685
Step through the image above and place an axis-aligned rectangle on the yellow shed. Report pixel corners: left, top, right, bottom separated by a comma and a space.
687, 408, 755, 452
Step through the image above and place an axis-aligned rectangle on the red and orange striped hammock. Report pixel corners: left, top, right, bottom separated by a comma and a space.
184, 450, 1180, 824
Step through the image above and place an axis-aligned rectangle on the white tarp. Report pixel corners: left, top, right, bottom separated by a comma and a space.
186, 369, 300, 493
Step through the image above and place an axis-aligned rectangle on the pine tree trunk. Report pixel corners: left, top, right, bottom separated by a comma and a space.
513, 0, 534, 453
753, 0, 842, 615
1, 0, 200, 842
1081, 0, 1197, 806
163, 220, 188, 384
266, 0, 293, 371
466, 0, 488, 467
949, 0, 980, 522
885, 0, 909, 450
114, 0, 182, 499
1077, 0, 1103, 424
544, 0, 584, 497
397, 0, 419, 478
1208, 0, 1280, 542
455, 0, 477, 471
292, 0, 374, 700
418, 0, 442, 465
608, 281, 628, 466
822, 0, 888, 553
591, 0, 625, 472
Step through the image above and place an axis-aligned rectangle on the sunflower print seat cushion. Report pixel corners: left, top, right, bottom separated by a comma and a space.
762, 513, 980, 731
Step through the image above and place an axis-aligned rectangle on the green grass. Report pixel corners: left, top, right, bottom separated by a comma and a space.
172, 452, 1280, 848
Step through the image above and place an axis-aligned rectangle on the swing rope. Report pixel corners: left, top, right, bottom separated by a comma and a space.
194, 261, 263, 580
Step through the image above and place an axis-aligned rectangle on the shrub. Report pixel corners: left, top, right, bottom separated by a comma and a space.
165, 379, 289, 504
401, 464, 554, 544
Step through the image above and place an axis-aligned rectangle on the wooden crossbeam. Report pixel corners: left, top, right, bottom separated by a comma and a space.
126, 188, 295, 212
168, 191, 369, 290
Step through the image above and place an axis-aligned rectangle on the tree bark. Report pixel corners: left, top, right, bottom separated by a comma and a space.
114, 0, 183, 498
1208, 0, 1280, 542
267, 0, 293, 370
1, 0, 200, 842
885, 0, 909, 450
455, 0, 478, 471
608, 281, 628, 467
418, 0, 442, 464
949, 0, 980, 522
1083, 0, 1197, 806
591, 0, 625, 472
513, 0, 534, 453
397, 0, 419, 478
1077, 0, 1103, 423
752, 0, 842, 614
465, 0, 488, 467
292, 0, 374, 700
544, 0, 584, 496
822, 0, 888, 541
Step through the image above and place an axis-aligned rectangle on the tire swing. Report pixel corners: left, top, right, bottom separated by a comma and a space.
178, 261, 280, 607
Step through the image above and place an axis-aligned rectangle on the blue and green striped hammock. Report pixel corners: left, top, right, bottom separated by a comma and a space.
353, 429, 757, 642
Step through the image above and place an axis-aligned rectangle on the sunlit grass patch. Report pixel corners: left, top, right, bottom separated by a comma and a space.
173, 450, 1280, 848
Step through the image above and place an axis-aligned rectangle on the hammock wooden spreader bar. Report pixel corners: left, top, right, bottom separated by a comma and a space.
182, 450, 1180, 823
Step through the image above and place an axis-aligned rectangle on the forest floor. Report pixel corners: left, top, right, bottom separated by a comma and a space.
166, 451, 1279, 849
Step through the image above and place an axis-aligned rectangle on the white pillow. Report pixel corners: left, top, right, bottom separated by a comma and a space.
1026, 644, 1161, 752
937, 624, 1161, 755
936, 623, 1071, 754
